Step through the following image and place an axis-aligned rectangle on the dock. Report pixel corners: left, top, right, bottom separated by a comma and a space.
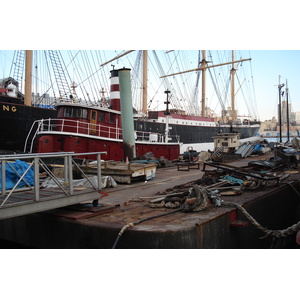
0, 151, 300, 249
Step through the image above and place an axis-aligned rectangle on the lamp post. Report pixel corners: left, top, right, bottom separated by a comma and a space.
278, 76, 285, 143
286, 80, 289, 143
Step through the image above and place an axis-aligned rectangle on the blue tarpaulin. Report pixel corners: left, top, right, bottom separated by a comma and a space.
253, 144, 262, 153
0, 160, 34, 190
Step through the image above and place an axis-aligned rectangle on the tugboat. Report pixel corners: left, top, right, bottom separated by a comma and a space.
25, 68, 181, 161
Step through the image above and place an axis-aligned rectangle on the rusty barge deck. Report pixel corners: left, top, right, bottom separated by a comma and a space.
0, 152, 299, 249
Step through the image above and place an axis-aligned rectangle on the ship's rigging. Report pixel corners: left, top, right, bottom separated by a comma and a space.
1, 50, 259, 121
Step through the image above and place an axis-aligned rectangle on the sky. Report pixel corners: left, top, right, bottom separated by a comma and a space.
246, 50, 300, 121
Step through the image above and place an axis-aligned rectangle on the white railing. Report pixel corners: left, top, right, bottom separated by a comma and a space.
38, 118, 122, 139
25, 119, 181, 152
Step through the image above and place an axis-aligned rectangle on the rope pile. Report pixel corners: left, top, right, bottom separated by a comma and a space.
182, 185, 209, 212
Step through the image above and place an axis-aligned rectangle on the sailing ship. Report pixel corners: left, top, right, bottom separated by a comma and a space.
0, 51, 57, 152
131, 50, 260, 145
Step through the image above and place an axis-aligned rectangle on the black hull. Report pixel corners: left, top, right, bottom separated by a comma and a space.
0, 96, 56, 152
134, 120, 260, 144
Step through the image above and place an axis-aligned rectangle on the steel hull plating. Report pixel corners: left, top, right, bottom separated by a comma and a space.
0, 96, 56, 152
35, 134, 180, 161
135, 119, 260, 144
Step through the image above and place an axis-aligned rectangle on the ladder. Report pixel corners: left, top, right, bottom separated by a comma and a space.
48, 50, 72, 101
11, 50, 25, 92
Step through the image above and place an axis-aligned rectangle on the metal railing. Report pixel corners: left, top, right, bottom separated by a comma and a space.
0, 151, 106, 207
25, 118, 181, 152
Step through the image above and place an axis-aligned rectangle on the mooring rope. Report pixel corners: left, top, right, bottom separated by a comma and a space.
112, 208, 182, 249
112, 183, 300, 249
222, 200, 300, 248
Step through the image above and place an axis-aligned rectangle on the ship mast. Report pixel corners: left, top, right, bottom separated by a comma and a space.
160, 51, 251, 120
201, 50, 207, 117
24, 50, 33, 106
142, 50, 148, 114
230, 50, 236, 122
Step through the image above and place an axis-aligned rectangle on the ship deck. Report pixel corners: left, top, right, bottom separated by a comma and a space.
0, 151, 299, 249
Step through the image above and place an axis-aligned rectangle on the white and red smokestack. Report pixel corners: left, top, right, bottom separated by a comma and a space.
110, 69, 121, 111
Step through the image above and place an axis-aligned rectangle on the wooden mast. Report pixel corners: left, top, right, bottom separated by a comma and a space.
142, 50, 148, 114
161, 51, 251, 121
230, 50, 236, 122
160, 57, 251, 78
24, 50, 33, 106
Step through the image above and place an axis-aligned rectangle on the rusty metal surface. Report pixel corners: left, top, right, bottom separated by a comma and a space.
1, 151, 299, 248
78, 152, 299, 230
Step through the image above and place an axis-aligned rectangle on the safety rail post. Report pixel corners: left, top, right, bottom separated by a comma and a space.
64, 156, 68, 184
47, 118, 51, 130
34, 157, 40, 201
1, 160, 6, 195
68, 154, 74, 195
97, 153, 101, 189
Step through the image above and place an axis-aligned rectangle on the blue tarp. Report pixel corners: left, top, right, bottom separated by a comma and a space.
253, 144, 262, 153
0, 160, 34, 190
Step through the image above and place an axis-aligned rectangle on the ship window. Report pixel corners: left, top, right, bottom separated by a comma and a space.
109, 113, 115, 124
64, 107, 75, 117
99, 111, 105, 122
75, 108, 88, 119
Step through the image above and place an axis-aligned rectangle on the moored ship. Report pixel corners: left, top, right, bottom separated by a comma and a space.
17, 50, 260, 160
0, 75, 56, 152
26, 68, 181, 161
25, 50, 261, 160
